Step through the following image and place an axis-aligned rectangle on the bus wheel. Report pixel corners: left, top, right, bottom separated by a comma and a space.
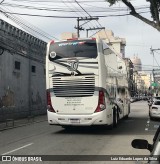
124, 114, 129, 119
113, 108, 118, 128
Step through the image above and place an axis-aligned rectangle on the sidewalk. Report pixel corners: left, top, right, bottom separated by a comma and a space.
0, 114, 47, 131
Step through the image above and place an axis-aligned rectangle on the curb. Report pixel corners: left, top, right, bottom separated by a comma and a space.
0, 118, 47, 132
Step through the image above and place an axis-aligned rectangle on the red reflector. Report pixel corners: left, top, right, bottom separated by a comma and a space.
50, 40, 55, 44
46, 91, 55, 113
92, 38, 96, 40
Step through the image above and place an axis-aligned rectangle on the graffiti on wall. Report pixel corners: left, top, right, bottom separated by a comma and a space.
31, 91, 42, 107
0, 87, 15, 108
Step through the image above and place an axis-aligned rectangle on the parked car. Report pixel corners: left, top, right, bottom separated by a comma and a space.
149, 100, 160, 120
148, 97, 160, 109
130, 97, 137, 103
142, 96, 149, 101
132, 126, 160, 164
153, 96, 160, 101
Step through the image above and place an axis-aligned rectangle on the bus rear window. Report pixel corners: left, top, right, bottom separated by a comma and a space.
49, 40, 97, 61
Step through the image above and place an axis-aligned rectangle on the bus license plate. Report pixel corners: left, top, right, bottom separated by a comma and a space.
69, 118, 80, 124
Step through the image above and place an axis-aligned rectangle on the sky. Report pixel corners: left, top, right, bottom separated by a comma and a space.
0, 0, 160, 71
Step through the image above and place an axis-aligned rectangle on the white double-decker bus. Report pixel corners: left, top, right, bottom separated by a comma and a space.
46, 37, 130, 128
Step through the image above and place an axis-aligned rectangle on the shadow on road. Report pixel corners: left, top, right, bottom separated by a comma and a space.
53, 116, 154, 136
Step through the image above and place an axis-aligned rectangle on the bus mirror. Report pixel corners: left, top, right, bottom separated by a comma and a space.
132, 139, 149, 149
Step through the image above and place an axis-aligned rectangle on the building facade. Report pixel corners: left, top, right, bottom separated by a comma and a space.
0, 19, 47, 122
124, 58, 134, 96
96, 30, 126, 58
130, 55, 142, 71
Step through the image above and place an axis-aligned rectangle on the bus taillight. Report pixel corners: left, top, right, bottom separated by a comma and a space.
47, 91, 55, 112
94, 91, 106, 113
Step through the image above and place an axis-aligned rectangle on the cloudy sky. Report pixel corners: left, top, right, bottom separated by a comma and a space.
0, 0, 160, 71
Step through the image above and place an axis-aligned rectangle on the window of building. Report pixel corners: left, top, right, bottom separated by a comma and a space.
15, 61, 21, 70
32, 65, 36, 73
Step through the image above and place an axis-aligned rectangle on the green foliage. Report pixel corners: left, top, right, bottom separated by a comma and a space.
107, 0, 160, 24
149, 0, 160, 21
106, 0, 118, 6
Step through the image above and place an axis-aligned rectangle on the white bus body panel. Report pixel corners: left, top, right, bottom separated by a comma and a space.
47, 109, 113, 126
46, 38, 129, 126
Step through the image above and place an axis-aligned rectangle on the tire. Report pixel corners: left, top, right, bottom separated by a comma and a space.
149, 114, 154, 121
107, 124, 113, 130
149, 111, 151, 117
150, 116, 154, 121
124, 106, 129, 119
124, 114, 129, 119
149, 111, 153, 120
108, 108, 118, 130
113, 108, 118, 128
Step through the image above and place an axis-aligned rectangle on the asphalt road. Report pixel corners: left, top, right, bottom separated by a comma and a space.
0, 101, 160, 164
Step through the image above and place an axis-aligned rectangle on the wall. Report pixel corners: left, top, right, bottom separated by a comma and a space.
0, 19, 47, 121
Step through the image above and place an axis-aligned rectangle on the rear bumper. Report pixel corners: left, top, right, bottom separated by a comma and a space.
47, 110, 112, 126
150, 111, 160, 118
150, 113, 160, 118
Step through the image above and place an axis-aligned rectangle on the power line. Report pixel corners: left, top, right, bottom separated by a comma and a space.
1, 2, 149, 13
62, 0, 93, 37
82, 3, 149, 11
75, 0, 99, 36
0, 7, 59, 41
0, 10, 149, 18
0, 0, 5, 4
9, 0, 106, 3
73, 0, 105, 37
75, 0, 91, 17
68, 0, 95, 32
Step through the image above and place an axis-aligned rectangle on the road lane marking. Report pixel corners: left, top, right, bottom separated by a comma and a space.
145, 119, 150, 131
154, 125, 160, 128
1, 143, 33, 155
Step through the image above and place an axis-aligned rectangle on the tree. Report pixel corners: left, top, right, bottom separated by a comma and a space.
106, 0, 160, 31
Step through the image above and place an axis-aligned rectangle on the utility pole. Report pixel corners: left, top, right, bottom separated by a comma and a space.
150, 47, 160, 96
152, 69, 155, 83
150, 47, 160, 68
150, 47, 160, 82
74, 17, 99, 38
75, 18, 84, 38
86, 27, 105, 37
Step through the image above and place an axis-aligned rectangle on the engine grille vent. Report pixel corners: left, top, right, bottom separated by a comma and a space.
52, 76, 95, 97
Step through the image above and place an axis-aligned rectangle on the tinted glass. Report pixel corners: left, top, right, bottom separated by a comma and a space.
154, 97, 160, 100
154, 101, 160, 105
49, 40, 97, 61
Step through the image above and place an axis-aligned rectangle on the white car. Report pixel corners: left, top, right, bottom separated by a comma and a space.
153, 96, 160, 101
149, 100, 160, 120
